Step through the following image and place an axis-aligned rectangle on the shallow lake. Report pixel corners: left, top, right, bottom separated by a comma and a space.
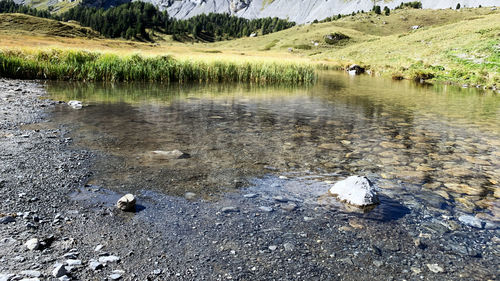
45, 71, 499, 224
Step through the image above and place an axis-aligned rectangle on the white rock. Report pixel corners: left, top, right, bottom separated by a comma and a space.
116, 194, 136, 212
94, 244, 104, 252
329, 176, 379, 206
67, 100, 82, 109
88, 260, 103, 271
150, 150, 189, 159
24, 238, 40, 251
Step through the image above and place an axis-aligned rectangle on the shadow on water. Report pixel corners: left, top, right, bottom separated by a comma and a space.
355, 196, 411, 222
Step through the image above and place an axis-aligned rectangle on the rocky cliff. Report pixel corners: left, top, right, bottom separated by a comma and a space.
162, 0, 498, 23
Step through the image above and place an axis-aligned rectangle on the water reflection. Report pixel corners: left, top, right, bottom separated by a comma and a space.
46, 71, 500, 220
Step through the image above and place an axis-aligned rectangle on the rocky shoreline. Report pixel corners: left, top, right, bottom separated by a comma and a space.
0, 79, 498, 280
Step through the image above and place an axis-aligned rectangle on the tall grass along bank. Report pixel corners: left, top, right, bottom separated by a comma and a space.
0, 49, 316, 84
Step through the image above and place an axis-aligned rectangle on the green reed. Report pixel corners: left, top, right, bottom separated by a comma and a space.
0, 49, 316, 84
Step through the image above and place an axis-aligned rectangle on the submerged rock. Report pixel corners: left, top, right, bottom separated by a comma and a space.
329, 176, 379, 207
150, 150, 190, 159
116, 194, 136, 212
67, 100, 82, 109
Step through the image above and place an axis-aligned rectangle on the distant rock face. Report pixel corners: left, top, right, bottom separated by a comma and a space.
329, 176, 379, 207
155, 0, 499, 24
230, 0, 249, 13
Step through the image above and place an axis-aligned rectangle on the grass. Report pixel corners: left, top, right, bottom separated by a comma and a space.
0, 13, 99, 38
0, 48, 315, 84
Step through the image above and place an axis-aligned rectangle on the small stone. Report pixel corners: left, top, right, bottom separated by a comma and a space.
268, 245, 277, 251
283, 243, 294, 251
258, 206, 273, 212
373, 260, 383, 267
52, 264, 68, 278
281, 203, 297, 211
303, 216, 314, 222
20, 270, 41, 278
152, 269, 162, 275
116, 194, 136, 212
24, 238, 40, 251
411, 267, 422, 274
184, 192, 196, 200
426, 263, 445, 273
243, 193, 258, 198
98, 255, 120, 265
89, 260, 103, 271
109, 273, 122, 280
221, 207, 239, 213
58, 276, 71, 281
94, 244, 104, 252
0, 216, 15, 224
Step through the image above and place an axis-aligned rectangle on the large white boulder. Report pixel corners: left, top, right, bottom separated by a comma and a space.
329, 176, 379, 206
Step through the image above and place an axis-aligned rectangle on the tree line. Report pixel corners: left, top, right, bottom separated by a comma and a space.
0, 0, 295, 41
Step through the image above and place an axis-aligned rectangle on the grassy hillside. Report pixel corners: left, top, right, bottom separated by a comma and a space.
0, 13, 99, 38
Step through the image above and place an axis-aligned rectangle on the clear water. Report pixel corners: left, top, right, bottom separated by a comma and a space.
46, 71, 500, 222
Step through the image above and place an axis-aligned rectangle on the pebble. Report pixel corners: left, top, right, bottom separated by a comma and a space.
273, 196, 288, 203
281, 203, 297, 211
98, 255, 120, 265
184, 192, 196, 200
303, 216, 314, 222
426, 263, 444, 273
52, 264, 68, 278
221, 207, 239, 213
58, 276, 70, 281
283, 243, 294, 251
109, 273, 122, 280
258, 206, 273, 212
243, 193, 258, 198
24, 238, 40, 251
94, 244, 104, 252
268, 245, 277, 251
89, 260, 103, 271
152, 269, 162, 275
373, 260, 383, 267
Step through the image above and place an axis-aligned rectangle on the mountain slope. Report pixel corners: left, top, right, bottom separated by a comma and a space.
164, 0, 498, 24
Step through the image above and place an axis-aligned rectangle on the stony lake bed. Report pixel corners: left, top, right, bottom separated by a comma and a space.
0, 75, 499, 280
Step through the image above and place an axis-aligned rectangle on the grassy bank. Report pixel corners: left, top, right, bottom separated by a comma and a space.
0, 49, 315, 84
